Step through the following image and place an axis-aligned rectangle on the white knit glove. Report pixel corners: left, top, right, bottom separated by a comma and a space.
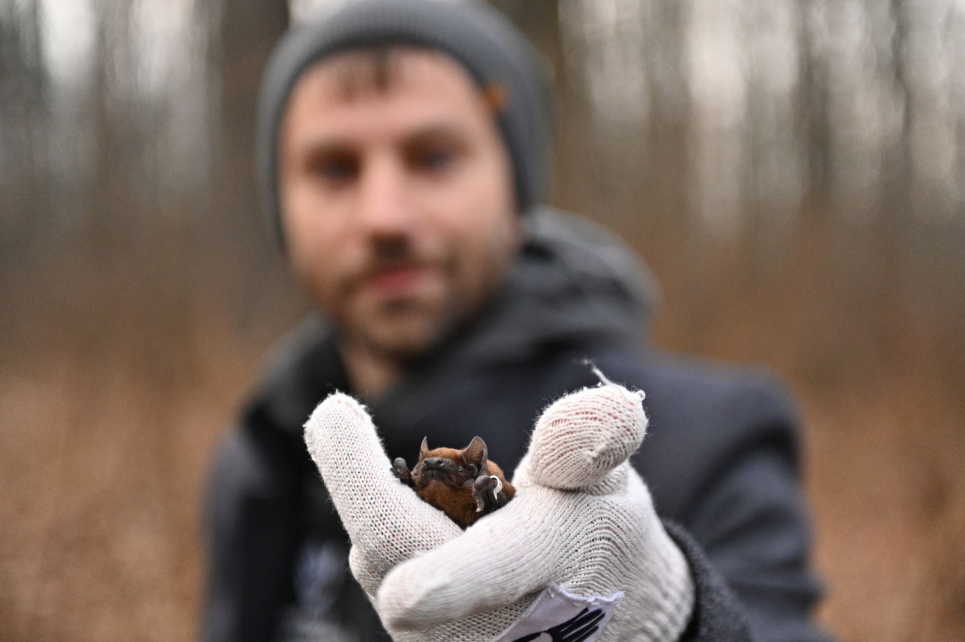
304, 382, 695, 642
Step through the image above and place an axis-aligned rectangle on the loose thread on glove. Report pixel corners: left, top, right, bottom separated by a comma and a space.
577, 359, 646, 402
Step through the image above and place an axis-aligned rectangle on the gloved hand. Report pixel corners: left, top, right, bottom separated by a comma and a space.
304, 381, 695, 642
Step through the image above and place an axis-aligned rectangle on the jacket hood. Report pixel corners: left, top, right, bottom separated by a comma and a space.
246, 208, 658, 434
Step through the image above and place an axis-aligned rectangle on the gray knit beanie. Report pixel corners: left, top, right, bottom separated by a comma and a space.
257, 0, 555, 249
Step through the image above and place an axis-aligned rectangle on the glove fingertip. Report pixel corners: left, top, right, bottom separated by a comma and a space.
526, 384, 647, 490
308, 390, 367, 422
306, 390, 367, 432
304, 391, 378, 466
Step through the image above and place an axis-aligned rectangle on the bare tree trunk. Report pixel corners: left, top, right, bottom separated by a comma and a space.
207, 0, 292, 324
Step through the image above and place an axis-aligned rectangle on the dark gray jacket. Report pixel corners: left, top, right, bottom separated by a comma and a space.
204, 209, 829, 641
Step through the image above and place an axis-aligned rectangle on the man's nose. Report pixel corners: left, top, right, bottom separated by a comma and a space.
357, 155, 412, 234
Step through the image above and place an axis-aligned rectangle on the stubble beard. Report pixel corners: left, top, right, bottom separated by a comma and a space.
324, 229, 516, 367
331, 241, 460, 363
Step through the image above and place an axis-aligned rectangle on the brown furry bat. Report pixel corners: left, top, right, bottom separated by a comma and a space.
391, 436, 515, 528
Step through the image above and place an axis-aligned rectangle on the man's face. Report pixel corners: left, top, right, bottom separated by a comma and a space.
279, 49, 521, 361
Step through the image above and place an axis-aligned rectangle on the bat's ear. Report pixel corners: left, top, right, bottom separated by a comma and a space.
419, 436, 430, 459
463, 436, 488, 469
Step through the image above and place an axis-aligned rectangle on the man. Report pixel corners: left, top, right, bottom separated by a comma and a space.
204, 1, 828, 640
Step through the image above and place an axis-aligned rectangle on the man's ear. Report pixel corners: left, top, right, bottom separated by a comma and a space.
462, 436, 488, 470
419, 436, 430, 460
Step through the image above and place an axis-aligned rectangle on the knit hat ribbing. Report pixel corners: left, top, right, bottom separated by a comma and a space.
257, 0, 555, 249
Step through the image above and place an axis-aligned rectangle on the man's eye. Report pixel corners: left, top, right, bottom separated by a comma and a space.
308, 156, 357, 183
414, 148, 456, 173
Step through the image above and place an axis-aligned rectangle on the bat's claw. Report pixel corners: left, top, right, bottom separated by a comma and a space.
473, 475, 491, 512
473, 474, 507, 514
392, 457, 412, 485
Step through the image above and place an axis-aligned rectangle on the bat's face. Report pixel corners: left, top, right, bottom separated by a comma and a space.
412, 451, 476, 489
411, 436, 488, 490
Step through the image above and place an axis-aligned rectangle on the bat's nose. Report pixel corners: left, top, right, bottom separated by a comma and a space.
423, 457, 445, 470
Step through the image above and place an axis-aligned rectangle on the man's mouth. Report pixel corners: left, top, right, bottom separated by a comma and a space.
365, 264, 429, 297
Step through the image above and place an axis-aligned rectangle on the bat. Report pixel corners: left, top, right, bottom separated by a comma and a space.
391, 436, 515, 528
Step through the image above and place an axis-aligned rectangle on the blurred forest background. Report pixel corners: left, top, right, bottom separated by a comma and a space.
2, 0, 964, 639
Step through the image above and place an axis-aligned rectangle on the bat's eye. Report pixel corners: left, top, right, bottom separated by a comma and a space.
457, 466, 464, 474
